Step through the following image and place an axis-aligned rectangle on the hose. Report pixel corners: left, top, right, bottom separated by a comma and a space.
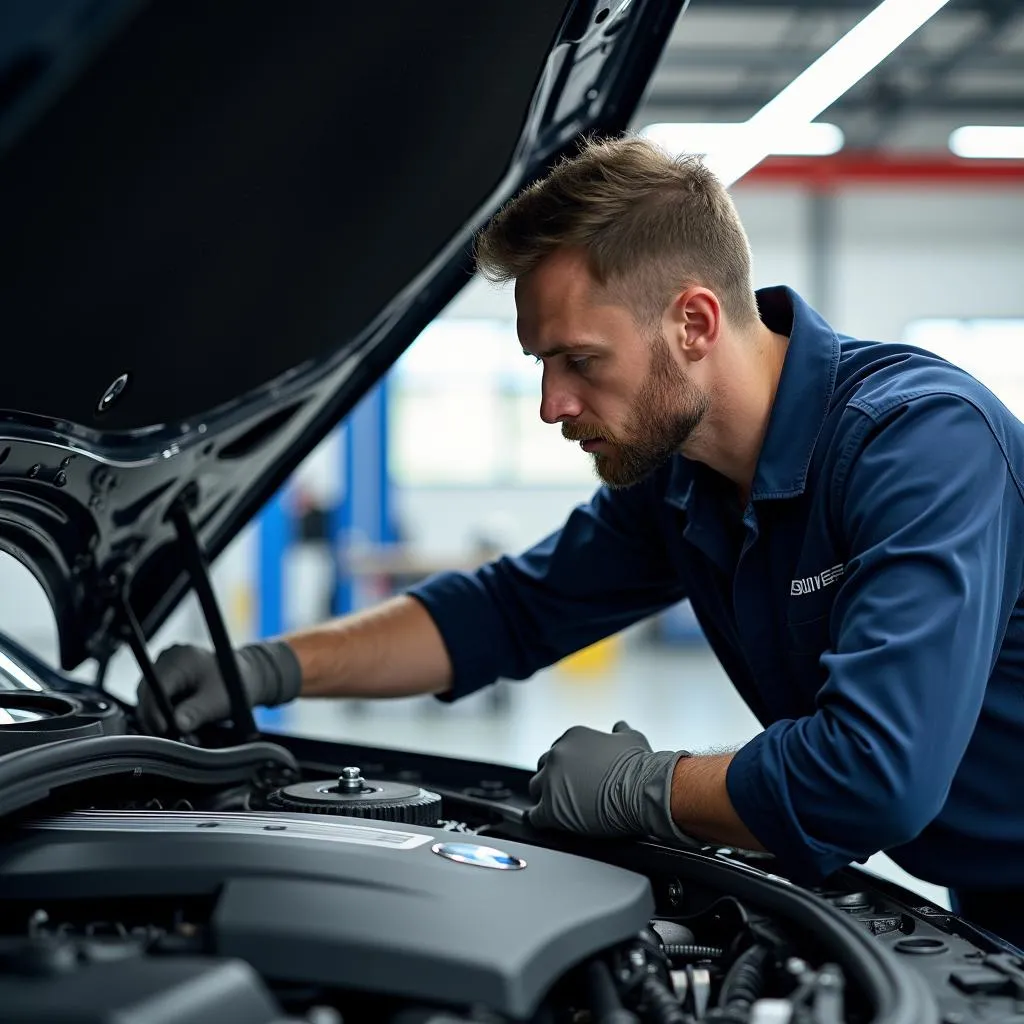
663, 944, 724, 960
703, 1010, 750, 1024
639, 975, 693, 1024
586, 959, 641, 1024
717, 943, 771, 1012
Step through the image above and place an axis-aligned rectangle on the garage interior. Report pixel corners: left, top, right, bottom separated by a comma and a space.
2, 0, 1022, 910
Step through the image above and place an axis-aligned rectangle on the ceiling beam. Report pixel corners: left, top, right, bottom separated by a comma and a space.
694, 0, 998, 9
863, 0, 1020, 145
641, 91, 1024, 117
655, 47, 1023, 75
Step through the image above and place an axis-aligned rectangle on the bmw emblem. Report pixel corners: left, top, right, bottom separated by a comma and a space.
431, 842, 526, 870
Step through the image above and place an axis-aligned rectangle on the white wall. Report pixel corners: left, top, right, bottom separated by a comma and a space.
733, 185, 813, 297
833, 187, 1024, 339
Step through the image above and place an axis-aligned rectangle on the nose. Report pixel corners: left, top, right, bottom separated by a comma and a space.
539, 370, 583, 425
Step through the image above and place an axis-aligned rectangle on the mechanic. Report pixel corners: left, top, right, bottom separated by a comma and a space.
137, 137, 1024, 950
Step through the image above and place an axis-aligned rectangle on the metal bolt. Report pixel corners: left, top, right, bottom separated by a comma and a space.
667, 879, 683, 907
54, 471, 67, 488
27, 464, 40, 479
338, 767, 364, 793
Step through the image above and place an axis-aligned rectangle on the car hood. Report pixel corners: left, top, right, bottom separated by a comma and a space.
0, 0, 684, 670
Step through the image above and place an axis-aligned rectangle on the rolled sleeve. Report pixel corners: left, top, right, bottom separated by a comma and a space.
728, 395, 1024, 881
407, 480, 688, 702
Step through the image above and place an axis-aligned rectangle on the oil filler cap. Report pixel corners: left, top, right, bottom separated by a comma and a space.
266, 767, 442, 826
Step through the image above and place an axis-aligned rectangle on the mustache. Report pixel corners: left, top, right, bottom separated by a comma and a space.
561, 424, 610, 443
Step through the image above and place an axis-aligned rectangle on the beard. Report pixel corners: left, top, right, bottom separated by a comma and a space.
563, 338, 708, 489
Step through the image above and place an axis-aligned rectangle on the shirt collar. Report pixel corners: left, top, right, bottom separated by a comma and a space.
750, 286, 840, 499
665, 286, 840, 509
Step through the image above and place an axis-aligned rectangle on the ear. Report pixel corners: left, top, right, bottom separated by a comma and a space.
663, 287, 722, 364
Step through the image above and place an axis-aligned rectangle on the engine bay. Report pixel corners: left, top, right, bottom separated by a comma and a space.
0, 692, 1021, 1024
4, 1, 1018, 1018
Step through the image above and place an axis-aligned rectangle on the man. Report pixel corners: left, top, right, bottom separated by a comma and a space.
137, 137, 1024, 948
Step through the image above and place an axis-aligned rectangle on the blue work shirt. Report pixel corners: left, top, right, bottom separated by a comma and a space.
409, 286, 1024, 897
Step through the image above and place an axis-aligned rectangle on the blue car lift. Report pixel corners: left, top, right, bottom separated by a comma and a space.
254, 380, 395, 724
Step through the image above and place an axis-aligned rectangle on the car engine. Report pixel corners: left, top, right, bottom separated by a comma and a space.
0, 772, 844, 1024
0, 688, 1022, 1023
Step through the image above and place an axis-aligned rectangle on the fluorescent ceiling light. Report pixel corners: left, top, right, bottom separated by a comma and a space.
949, 126, 1024, 160
699, 0, 953, 186
642, 122, 844, 158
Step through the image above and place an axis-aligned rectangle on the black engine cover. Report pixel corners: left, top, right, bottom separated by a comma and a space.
1, 810, 653, 1018
0, 958, 283, 1024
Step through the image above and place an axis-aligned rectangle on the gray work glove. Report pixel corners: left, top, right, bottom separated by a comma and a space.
526, 721, 693, 843
136, 641, 302, 735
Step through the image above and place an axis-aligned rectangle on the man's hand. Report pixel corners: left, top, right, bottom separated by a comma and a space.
136, 641, 302, 735
526, 721, 693, 843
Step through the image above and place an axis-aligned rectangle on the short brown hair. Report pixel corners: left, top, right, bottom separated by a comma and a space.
474, 135, 759, 329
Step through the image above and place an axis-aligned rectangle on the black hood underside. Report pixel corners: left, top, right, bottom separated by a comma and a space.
0, 0, 683, 669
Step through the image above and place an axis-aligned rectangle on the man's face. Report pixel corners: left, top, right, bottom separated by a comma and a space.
516, 248, 707, 489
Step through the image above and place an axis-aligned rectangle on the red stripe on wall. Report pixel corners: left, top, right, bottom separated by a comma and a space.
741, 152, 1024, 187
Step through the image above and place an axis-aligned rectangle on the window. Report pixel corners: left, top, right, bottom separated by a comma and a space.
903, 319, 1024, 419
389, 318, 597, 486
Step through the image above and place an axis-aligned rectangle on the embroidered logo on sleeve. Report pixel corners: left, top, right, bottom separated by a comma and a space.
790, 563, 845, 596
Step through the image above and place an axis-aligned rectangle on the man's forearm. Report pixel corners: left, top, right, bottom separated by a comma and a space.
283, 594, 454, 700
669, 753, 766, 851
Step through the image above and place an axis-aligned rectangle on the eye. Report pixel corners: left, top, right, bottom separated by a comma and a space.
567, 355, 593, 373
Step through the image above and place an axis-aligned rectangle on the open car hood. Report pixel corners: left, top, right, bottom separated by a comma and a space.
0, 0, 684, 670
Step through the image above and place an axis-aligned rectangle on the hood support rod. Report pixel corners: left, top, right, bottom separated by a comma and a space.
170, 500, 258, 743
121, 596, 181, 742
